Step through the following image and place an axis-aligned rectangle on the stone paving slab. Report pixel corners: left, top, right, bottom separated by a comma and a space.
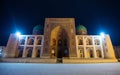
0, 63, 120, 75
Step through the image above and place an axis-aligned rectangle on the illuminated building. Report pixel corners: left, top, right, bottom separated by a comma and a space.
2, 18, 117, 63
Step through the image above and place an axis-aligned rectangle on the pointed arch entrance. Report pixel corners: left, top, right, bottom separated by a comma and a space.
50, 26, 69, 59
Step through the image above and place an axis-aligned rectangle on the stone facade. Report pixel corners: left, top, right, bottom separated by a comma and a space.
76, 35, 116, 59
2, 18, 117, 63
114, 46, 120, 59
43, 18, 77, 58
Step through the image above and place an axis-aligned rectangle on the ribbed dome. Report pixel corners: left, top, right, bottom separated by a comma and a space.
32, 25, 43, 35
76, 25, 87, 35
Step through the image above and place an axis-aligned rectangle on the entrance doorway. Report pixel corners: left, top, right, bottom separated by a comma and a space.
57, 49, 63, 63
50, 26, 69, 63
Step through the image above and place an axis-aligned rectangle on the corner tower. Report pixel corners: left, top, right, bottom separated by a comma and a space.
42, 18, 77, 58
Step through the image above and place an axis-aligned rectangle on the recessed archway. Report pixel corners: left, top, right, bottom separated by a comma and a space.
50, 26, 69, 59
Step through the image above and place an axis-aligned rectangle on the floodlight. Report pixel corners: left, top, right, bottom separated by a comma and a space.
100, 32, 105, 38
16, 32, 21, 36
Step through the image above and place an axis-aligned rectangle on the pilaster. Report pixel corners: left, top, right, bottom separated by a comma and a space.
83, 36, 87, 58
92, 36, 97, 58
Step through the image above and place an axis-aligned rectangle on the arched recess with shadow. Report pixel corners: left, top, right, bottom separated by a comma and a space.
50, 26, 69, 58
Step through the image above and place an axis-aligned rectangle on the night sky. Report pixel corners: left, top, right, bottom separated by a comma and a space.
0, 0, 120, 46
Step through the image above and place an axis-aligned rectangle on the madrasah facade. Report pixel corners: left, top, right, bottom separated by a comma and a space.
0, 18, 118, 63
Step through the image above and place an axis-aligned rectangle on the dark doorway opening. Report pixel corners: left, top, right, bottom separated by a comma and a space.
57, 49, 63, 58
57, 47, 63, 63
51, 26, 69, 63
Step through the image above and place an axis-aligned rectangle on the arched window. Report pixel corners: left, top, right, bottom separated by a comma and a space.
37, 39, 41, 45
79, 47, 84, 58
20, 39, 25, 45
78, 39, 83, 45
95, 39, 100, 45
96, 50, 102, 58
28, 39, 34, 45
86, 38, 92, 45
18, 46, 24, 57
27, 48, 33, 57
90, 50, 93, 58
37, 37, 42, 45
36, 48, 40, 57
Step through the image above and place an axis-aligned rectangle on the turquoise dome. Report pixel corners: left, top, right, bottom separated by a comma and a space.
76, 25, 87, 35
32, 25, 43, 35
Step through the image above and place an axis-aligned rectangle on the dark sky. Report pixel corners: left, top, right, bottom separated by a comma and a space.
0, 0, 120, 46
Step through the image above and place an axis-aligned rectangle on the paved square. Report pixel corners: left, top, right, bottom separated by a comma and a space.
0, 63, 120, 75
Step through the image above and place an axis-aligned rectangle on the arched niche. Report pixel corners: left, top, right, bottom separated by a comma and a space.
96, 50, 102, 58
86, 38, 93, 45
35, 47, 41, 57
26, 47, 33, 57
36, 37, 42, 45
78, 47, 84, 58
86, 47, 94, 58
94, 39, 100, 45
27, 37, 35, 45
78, 37, 83, 45
50, 26, 69, 58
17, 46, 24, 57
